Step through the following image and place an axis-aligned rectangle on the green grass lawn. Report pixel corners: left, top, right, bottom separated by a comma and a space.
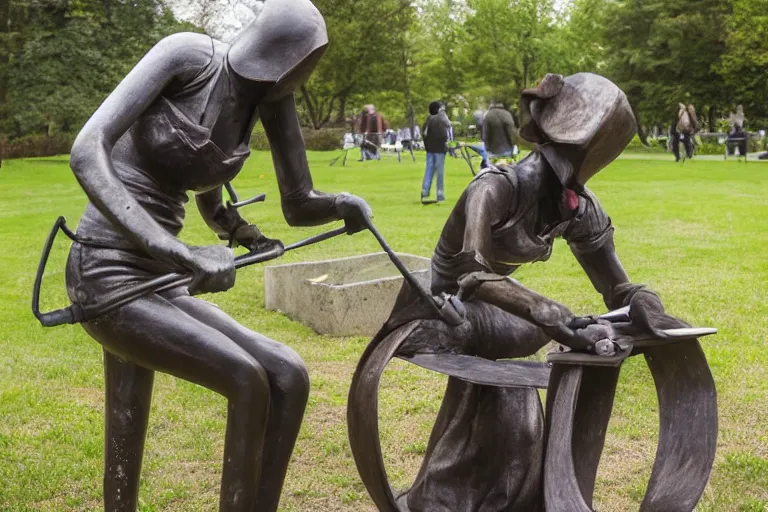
1, 151, 767, 511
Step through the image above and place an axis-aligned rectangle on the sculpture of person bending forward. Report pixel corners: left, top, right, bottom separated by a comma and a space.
349, 73, 695, 511
65, 1, 370, 510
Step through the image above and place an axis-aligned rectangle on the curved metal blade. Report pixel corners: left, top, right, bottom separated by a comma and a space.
399, 353, 551, 389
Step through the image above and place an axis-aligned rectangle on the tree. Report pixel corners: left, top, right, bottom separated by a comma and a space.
602, 0, 733, 131
298, 0, 415, 129
1, 0, 195, 138
462, 0, 566, 107
717, 0, 768, 128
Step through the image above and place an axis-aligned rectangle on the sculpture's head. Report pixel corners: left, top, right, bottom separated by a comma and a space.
227, 0, 328, 101
518, 73, 636, 188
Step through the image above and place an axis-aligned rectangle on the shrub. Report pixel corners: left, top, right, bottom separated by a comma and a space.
624, 135, 667, 153
0, 133, 74, 160
249, 127, 347, 152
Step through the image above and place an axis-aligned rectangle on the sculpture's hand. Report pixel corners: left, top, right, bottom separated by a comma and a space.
547, 319, 621, 355
627, 287, 683, 334
186, 245, 236, 295
334, 192, 373, 234
231, 224, 285, 254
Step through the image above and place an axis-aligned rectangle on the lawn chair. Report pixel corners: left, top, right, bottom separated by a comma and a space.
329, 133, 358, 167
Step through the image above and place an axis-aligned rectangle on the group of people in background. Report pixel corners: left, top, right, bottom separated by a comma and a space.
670, 102, 762, 161
420, 99, 519, 203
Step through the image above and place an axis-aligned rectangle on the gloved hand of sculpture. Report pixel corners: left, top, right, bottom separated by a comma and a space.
348, 72, 718, 512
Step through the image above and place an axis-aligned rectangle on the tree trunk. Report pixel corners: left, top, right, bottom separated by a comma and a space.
0, 0, 9, 105
708, 106, 715, 133
300, 85, 320, 130
399, 39, 416, 139
336, 94, 348, 125
629, 101, 650, 146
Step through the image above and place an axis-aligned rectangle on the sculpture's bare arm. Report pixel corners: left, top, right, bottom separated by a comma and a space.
260, 93, 339, 227
571, 240, 632, 310
195, 187, 247, 240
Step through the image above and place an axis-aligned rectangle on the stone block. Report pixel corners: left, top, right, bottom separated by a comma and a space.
264, 252, 431, 336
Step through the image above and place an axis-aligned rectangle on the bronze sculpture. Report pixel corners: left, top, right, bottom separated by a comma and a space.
43, 1, 371, 510
348, 73, 717, 511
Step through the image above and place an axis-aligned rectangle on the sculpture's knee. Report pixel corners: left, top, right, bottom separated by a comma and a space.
230, 356, 271, 406
273, 346, 310, 403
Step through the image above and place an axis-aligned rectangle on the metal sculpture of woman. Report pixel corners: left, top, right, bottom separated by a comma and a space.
64, 1, 370, 510
348, 73, 717, 511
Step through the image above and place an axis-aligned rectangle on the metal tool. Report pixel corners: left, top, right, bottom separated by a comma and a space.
33, 184, 466, 327
31, 214, 349, 327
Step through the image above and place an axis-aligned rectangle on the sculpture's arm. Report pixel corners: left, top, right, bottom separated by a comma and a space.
69, 32, 210, 267
195, 187, 274, 251
563, 188, 632, 310
564, 188, 679, 335
571, 239, 631, 311
260, 93, 371, 230
196, 187, 244, 240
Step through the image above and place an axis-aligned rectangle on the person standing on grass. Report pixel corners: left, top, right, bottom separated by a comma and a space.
357, 104, 387, 161
421, 100, 452, 203
482, 100, 518, 163
670, 102, 698, 161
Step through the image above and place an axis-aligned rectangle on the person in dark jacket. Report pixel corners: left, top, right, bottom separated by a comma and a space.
483, 101, 518, 162
421, 101, 452, 203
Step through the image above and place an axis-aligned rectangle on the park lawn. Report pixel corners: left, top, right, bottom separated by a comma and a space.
0, 151, 767, 512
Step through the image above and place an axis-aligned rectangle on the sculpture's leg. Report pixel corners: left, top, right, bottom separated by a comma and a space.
406, 379, 544, 512
640, 340, 717, 512
544, 363, 621, 511
83, 294, 271, 512
171, 296, 311, 512
103, 351, 154, 512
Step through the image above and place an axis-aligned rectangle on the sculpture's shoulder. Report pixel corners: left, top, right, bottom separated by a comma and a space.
471, 165, 518, 192
150, 32, 215, 77
459, 165, 518, 216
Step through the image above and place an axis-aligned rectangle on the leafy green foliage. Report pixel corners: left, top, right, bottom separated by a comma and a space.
1, 0, 196, 139
717, 0, 768, 128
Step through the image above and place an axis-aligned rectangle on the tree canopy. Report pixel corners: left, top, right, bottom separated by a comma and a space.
1, 0, 766, 141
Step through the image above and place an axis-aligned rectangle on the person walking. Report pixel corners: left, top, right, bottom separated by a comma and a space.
421, 101, 452, 203
670, 103, 698, 161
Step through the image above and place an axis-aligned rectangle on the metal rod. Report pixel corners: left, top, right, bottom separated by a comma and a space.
84, 227, 349, 321
224, 182, 239, 203
363, 219, 444, 318
230, 193, 266, 209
